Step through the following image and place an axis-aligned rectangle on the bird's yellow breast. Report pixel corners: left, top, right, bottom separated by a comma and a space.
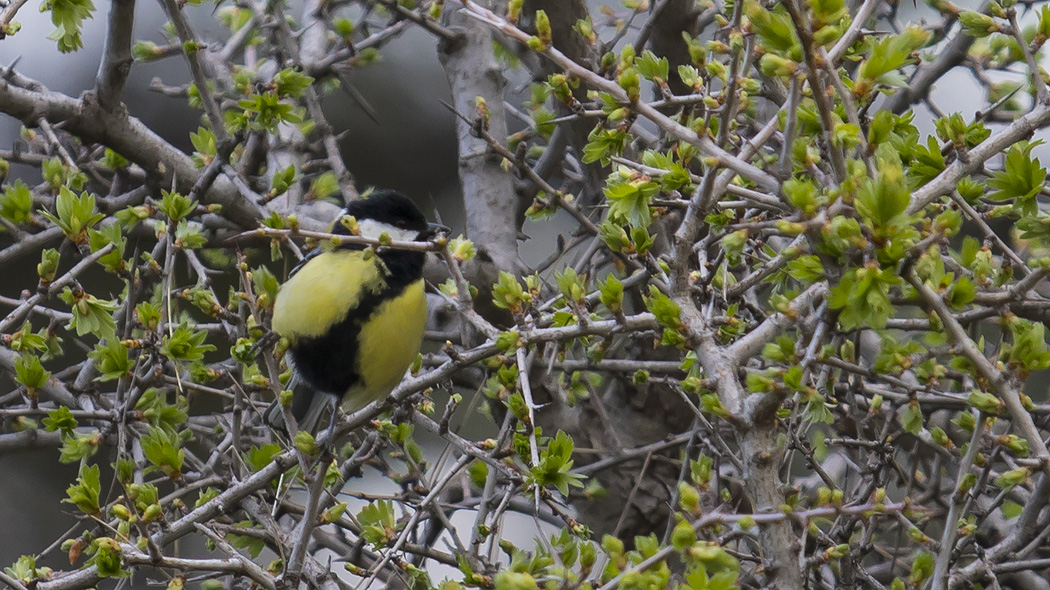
271, 249, 384, 341
349, 279, 427, 408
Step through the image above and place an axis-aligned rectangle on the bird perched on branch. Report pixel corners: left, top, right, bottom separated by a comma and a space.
265, 190, 449, 436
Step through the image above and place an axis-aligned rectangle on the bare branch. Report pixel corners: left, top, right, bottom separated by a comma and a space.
441, 3, 522, 270
0, 74, 262, 226
459, 1, 781, 191
94, 0, 136, 112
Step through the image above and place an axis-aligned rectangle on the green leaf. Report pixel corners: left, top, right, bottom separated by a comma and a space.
269, 165, 298, 198
643, 286, 683, 330
131, 40, 166, 61
947, 276, 975, 308
996, 467, 1032, 488
174, 220, 206, 249
819, 215, 864, 259
988, 141, 1047, 215
59, 287, 118, 340
294, 430, 318, 455
8, 321, 48, 357
636, 50, 669, 82
1000, 434, 1030, 457
599, 220, 631, 253
959, 11, 1000, 37
37, 248, 60, 285
933, 207, 963, 237
783, 178, 820, 216
14, 353, 50, 395
555, 267, 587, 305
804, 393, 835, 424
684, 544, 740, 578
808, 0, 847, 25
252, 264, 279, 311
272, 68, 314, 98
42, 0, 96, 52
135, 389, 189, 431
228, 523, 267, 558
495, 571, 539, 590
874, 334, 924, 375
531, 431, 585, 495
678, 65, 702, 89
604, 179, 658, 228
141, 426, 185, 479
63, 463, 101, 515
59, 431, 101, 463
934, 113, 990, 149
237, 91, 304, 133
91, 538, 126, 578
5, 556, 51, 586
245, 443, 282, 472
87, 224, 127, 274
721, 229, 748, 265
631, 227, 656, 255
161, 324, 217, 363
359, 500, 398, 548
534, 9, 551, 45
786, 255, 825, 282
745, 3, 800, 59
40, 186, 104, 243
762, 335, 797, 363
671, 520, 697, 550
0, 179, 33, 225
965, 388, 999, 411
641, 150, 693, 191
492, 271, 528, 314
159, 190, 197, 222
857, 25, 930, 87
582, 127, 628, 166
828, 265, 898, 330
100, 148, 128, 170
759, 53, 798, 77
1005, 318, 1050, 372
900, 401, 923, 435
617, 66, 641, 101
43, 406, 77, 437
190, 126, 217, 167
854, 158, 913, 241
308, 172, 340, 201
135, 301, 161, 331
598, 274, 624, 314
41, 157, 86, 191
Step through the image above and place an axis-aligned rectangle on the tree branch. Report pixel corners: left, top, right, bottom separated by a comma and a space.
907, 269, 1050, 473
441, 3, 522, 271
0, 74, 262, 227
459, 1, 781, 192
94, 0, 136, 112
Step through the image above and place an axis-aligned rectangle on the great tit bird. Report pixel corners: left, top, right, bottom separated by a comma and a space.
266, 190, 447, 434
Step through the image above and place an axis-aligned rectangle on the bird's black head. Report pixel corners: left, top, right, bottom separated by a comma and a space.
339, 190, 429, 238
334, 189, 450, 244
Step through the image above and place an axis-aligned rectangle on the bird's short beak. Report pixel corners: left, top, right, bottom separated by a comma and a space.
423, 222, 452, 239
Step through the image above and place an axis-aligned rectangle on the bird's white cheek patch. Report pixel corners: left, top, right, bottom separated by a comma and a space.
356, 219, 421, 242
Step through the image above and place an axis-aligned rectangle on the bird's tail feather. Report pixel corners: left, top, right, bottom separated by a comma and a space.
264, 392, 334, 434
263, 369, 334, 434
